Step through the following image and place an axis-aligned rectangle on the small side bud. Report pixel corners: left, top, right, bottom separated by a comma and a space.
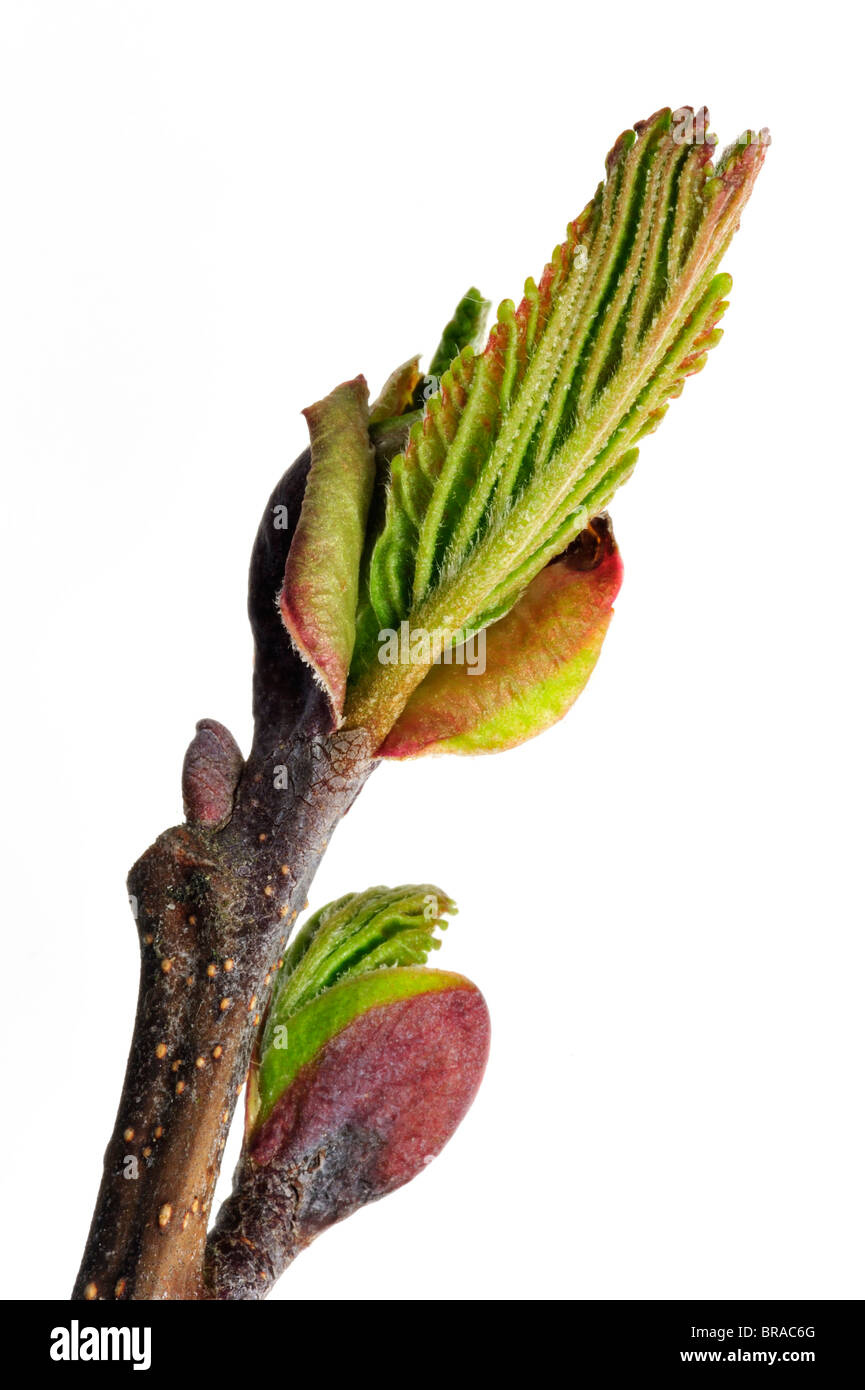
181, 718, 244, 829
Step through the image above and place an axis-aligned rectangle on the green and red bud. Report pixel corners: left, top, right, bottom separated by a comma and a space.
251, 966, 488, 1218
206, 885, 489, 1298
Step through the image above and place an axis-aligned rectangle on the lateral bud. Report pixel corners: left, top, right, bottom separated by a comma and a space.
205, 884, 489, 1298
181, 718, 244, 829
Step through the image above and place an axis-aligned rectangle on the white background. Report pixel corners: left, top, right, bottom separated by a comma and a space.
1, 2, 862, 1302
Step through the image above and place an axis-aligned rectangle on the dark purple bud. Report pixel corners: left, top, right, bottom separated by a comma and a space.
181, 718, 244, 829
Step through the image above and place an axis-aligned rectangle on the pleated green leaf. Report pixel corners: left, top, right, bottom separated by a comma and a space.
345, 109, 768, 743
251, 884, 456, 1127
429, 287, 492, 379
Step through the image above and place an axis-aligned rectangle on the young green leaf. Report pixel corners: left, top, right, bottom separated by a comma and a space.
279, 375, 376, 722
252, 884, 456, 1126
345, 109, 768, 744
428, 287, 492, 380
369, 356, 422, 425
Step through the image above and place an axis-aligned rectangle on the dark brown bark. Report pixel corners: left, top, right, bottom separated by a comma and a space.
72, 725, 373, 1301
72, 416, 416, 1300
71, 442, 382, 1300
205, 1125, 386, 1300
204, 1149, 321, 1300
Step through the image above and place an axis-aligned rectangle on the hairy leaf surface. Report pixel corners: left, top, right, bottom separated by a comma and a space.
280, 376, 375, 722
345, 109, 767, 742
252, 884, 457, 1126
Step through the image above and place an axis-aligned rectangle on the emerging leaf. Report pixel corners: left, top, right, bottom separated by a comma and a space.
344, 109, 768, 745
280, 375, 375, 722
252, 884, 456, 1127
379, 515, 622, 757
210, 967, 488, 1297
215, 884, 489, 1292
369, 357, 422, 425
429, 287, 492, 380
